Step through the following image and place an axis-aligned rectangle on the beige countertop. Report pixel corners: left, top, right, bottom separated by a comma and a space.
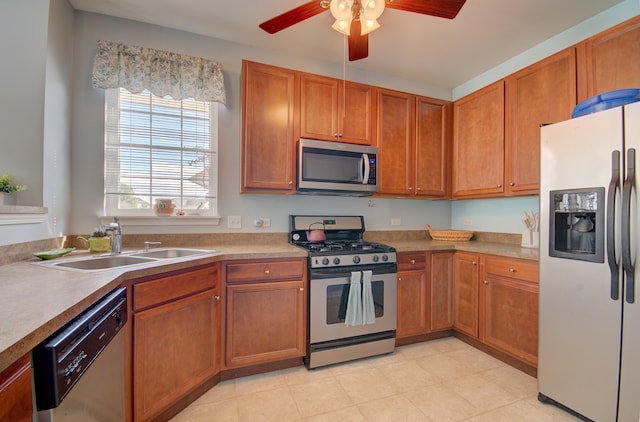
0, 235, 536, 373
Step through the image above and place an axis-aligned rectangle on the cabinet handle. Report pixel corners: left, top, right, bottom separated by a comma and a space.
288, 181, 293, 185
497, 184, 502, 188
334, 133, 339, 138
264, 269, 270, 275
410, 259, 416, 265
398, 277, 402, 281
483, 280, 489, 285
417, 187, 421, 191
214, 295, 220, 300
472, 261, 477, 266
409, 187, 413, 191
299, 287, 304, 292
509, 182, 515, 187
509, 268, 516, 272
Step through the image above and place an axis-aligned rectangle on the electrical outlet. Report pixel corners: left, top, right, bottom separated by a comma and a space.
463, 219, 473, 226
391, 218, 401, 226
262, 218, 271, 227
227, 215, 242, 229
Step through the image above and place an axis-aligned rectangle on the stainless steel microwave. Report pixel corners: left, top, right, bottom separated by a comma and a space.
297, 139, 378, 196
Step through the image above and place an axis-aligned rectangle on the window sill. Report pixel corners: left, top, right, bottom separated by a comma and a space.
0, 205, 48, 225
99, 215, 221, 227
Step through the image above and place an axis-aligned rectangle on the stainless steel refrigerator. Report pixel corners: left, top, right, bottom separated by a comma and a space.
538, 100, 640, 422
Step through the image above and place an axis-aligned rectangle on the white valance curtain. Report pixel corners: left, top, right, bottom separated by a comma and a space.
91, 40, 226, 104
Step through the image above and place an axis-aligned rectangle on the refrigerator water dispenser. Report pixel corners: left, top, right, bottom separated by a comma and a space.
549, 187, 605, 263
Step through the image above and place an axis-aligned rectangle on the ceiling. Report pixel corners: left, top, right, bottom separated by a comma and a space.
68, 0, 627, 89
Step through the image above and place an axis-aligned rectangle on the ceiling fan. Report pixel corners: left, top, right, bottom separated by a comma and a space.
259, 0, 467, 61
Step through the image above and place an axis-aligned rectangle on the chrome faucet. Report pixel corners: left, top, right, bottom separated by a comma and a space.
144, 241, 162, 252
105, 216, 122, 254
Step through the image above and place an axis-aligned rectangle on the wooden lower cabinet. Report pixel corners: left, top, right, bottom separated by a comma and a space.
453, 252, 480, 338
397, 252, 429, 338
224, 259, 307, 369
0, 354, 32, 422
480, 256, 539, 366
131, 265, 221, 422
397, 251, 453, 341
430, 251, 454, 331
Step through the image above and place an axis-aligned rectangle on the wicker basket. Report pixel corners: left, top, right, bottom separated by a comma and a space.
427, 225, 473, 241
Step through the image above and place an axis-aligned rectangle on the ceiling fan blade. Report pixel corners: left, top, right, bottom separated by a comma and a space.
259, 1, 328, 34
386, 0, 467, 19
348, 19, 369, 61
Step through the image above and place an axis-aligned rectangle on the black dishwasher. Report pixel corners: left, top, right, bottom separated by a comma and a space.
32, 287, 128, 421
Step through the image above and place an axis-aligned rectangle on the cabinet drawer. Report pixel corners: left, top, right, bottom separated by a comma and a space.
397, 252, 427, 271
226, 259, 306, 284
134, 266, 218, 311
483, 256, 538, 283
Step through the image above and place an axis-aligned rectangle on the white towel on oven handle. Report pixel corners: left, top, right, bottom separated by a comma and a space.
362, 270, 375, 325
345, 271, 362, 326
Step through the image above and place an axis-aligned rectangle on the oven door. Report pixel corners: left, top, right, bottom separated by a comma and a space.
309, 265, 397, 344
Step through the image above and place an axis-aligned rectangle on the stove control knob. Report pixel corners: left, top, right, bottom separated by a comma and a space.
333, 257, 341, 265
322, 258, 330, 266
353, 256, 361, 264
373, 255, 380, 262
382, 254, 389, 262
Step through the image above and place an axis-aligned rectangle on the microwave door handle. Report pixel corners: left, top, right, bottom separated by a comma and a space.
362, 154, 370, 184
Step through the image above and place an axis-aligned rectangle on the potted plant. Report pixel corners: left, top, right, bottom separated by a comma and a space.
0, 172, 27, 205
78, 227, 111, 253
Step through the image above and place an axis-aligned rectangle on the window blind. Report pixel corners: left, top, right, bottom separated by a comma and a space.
105, 88, 217, 216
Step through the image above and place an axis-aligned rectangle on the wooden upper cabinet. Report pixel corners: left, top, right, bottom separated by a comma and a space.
241, 60, 298, 193
505, 48, 577, 196
577, 15, 640, 101
453, 81, 505, 198
300, 73, 376, 145
415, 97, 451, 198
377, 88, 415, 195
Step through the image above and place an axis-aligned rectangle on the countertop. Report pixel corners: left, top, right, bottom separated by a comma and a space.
0, 238, 537, 373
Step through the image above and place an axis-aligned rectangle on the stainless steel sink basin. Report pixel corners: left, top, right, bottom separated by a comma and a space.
35, 248, 217, 272
50, 255, 156, 271
130, 248, 213, 259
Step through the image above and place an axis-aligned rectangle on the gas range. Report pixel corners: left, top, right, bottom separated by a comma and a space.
289, 215, 396, 269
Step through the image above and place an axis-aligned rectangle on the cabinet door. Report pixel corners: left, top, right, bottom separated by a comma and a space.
505, 48, 576, 195
453, 81, 505, 198
430, 251, 453, 331
241, 60, 297, 192
377, 88, 415, 195
396, 253, 428, 338
134, 289, 220, 421
453, 252, 479, 338
300, 73, 340, 142
225, 280, 306, 368
0, 354, 32, 422
481, 276, 538, 366
577, 15, 640, 101
341, 81, 376, 145
415, 97, 451, 198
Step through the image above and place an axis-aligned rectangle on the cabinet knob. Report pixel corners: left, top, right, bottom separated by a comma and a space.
214, 295, 221, 300
299, 287, 304, 292
509, 182, 515, 187
497, 184, 502, 188
264, 269, 270, 275
398, 277, 402, 281
288, 181, 293, 185
410, 259, 416, 265
472, 261, 477, 266
417, 187, 421, 191
409, 187, 413, 191
509, 268, 516, 272
483, 280, 489, 285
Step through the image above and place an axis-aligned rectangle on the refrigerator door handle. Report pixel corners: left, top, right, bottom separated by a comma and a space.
607, 150, 621, 300
622, 148, 636, 304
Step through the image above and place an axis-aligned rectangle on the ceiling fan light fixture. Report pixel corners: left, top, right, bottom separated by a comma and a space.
331, 19, 352, 35
361, 0, 385, 20
360, 19, 380, 35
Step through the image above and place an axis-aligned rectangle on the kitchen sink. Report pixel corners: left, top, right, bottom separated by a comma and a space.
130, 248, 213, 259
35, 248, 217, 272
48, 255, 156, 271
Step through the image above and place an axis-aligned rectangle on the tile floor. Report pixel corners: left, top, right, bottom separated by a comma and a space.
171, 338, 582, 421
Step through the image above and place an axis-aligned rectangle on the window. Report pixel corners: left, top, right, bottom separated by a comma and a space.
104, 88, 217, 217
